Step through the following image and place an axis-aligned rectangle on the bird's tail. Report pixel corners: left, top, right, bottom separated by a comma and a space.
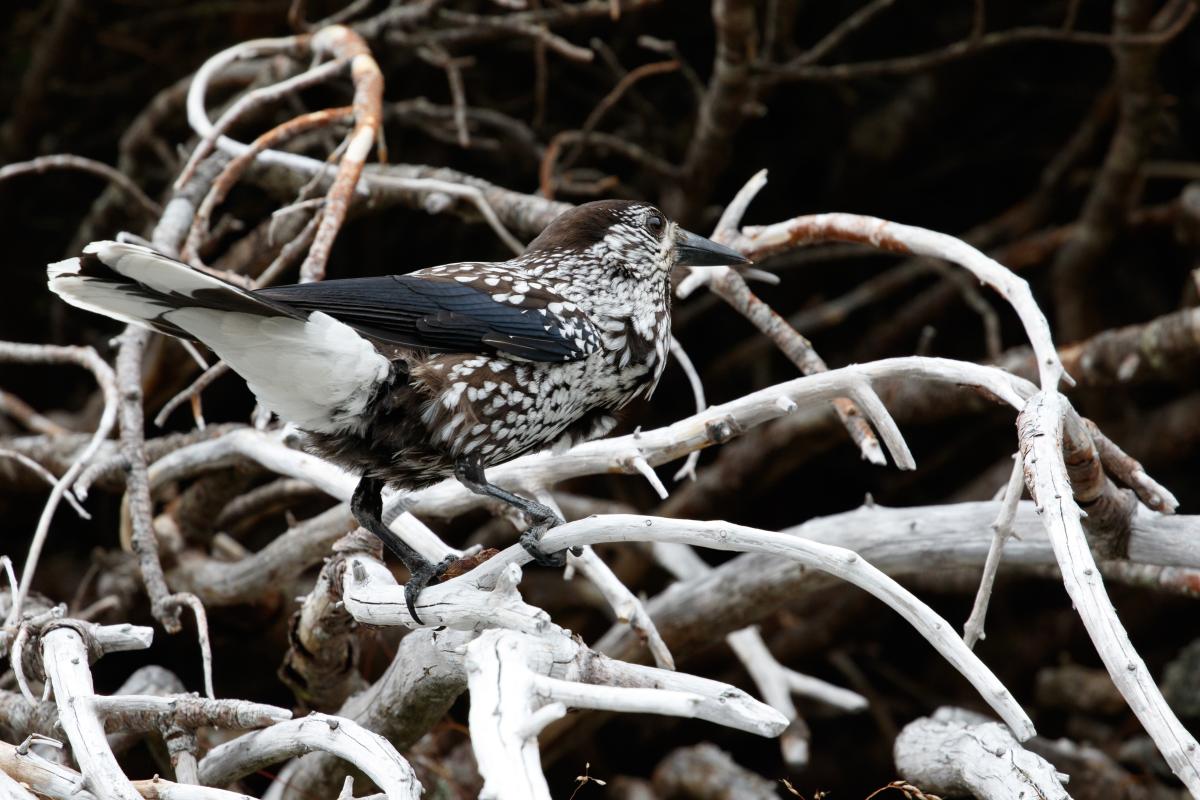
48, 241, 391, 433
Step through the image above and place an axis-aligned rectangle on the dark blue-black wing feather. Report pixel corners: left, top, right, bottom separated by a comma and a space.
255, 272, 599, 362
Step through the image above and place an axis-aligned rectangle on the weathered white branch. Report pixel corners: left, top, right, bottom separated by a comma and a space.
0, 740, 94, 800
41, 626, 141, 800
727, 206, 1072, 391
668, 335, 705, 482
88, 694, 291, 727
654, 539, 865, 767
464, 627, 782, 800
196, 713, 420, 799
357, 512, 1032, 739
396, 356, 1031, 521
342, 556, 552, 634
136, 357, 1033, 544
0, 740, 255, 800
895, 707, 1070, 800
566, 546, 674, 670
0, 765, 38, 800
1019, 391, 1200, 792
542, 516, 1033, 737
142, 427, 456, 564
962, 451, 1024, 648
183, 35, 318, 179
341, 557, 785, 796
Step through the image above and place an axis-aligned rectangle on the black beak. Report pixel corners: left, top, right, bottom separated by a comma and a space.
674, 229, 751, 267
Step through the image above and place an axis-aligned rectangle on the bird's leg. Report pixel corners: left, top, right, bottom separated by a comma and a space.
454, 459, 580, 567
350, 475, 456, 625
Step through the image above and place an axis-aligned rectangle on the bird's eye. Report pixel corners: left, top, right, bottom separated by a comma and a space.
645, 213, 665, 234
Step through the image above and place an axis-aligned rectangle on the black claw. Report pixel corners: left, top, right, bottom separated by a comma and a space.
519, 516, 574, 567
404, 554, 459, 625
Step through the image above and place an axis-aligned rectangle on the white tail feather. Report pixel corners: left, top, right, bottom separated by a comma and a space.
47, 241, 390, 434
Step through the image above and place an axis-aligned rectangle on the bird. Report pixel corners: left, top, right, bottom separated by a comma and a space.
47, 199, 749, 623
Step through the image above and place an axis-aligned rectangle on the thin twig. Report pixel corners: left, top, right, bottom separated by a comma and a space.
0, 343, 117, 628
962, 451, 1023, 648
0, 155, 162, 219
300, 26, 384, 282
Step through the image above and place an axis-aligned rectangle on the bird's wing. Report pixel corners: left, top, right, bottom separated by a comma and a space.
255, 268, 602, 362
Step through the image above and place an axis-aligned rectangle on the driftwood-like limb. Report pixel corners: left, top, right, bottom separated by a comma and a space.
1018, 390, 1200, 792
725, 628, 822, 767
0, 740, 259, 800
0, 766, 38, 800
343, 554, 552, 633
541, 516, 1033, 738
117, 329, 183, 633
41, 624, 142, 800
299, 26, 384, 282
595, 501, 1200, 670
169, 504, 356, 606
278, 530, 373, 711
1059, 411, 1138, 556
142, 426, 457, 565
999, 305, 1200, 390
270, 623, 471, 800
894, 708, 1069, 800
652, 743, 778, 800
684, 171, 891, 467
197, 713, 421, 798
726, 207, 1072, 391
1082, 417, 1180, 514
400, 356, 1028, 522
340, 556, 786, 776
654, 539, 866, 767
183, 106, 354, 266
962, 451, 1024, 648
350, 509, 1033, 739
567, 546, 674, 670
467, 627, 707, 800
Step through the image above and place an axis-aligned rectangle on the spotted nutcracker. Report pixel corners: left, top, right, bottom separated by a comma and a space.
47, 200, 749, 622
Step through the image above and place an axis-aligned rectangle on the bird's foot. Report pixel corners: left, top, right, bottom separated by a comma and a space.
519, 516, 580, 567
404, 554, 459, 625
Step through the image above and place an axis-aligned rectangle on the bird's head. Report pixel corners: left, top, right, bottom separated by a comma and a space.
524, 200, 749, 281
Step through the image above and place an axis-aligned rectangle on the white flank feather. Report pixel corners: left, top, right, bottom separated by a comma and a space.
165, 309, 389, 433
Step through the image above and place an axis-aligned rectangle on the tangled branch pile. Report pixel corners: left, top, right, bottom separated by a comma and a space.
3, 1, 1200, 798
